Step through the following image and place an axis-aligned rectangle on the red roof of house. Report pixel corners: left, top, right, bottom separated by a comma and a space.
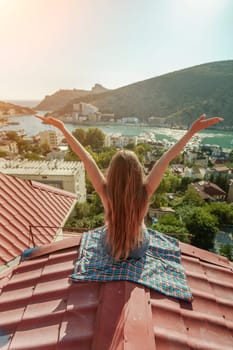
193, 181, 226, 200
0, 236, 232, 350
0, 173, 77, 265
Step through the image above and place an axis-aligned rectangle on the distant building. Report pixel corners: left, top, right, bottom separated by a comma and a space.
183, 166, 206, 180
183, 150, 208, 168
148, 207, 175, 219
104, 133, 138, 148
46, 150, 66, 161
72, 103, 101, 123
206, 165, 233, 182
39, 130, 63, 149
192, 181, 226, 202
121, 117, 139, 124
200, 144, 222, 155
100, 113, 115, 122
0, 159, 86, 202
0, 140, 18, 154
105, 133, 122, 148
170, 164, 185, 176
148, 116, 166, 126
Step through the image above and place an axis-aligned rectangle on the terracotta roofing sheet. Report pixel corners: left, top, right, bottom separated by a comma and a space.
193, 181, 226, 196
0, 173, 77, 265
0, 236, 232, 350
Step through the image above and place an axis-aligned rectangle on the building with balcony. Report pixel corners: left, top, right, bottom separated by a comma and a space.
0, 140, 18, 154
0, 159, 86, 202
39, 130, 63, 149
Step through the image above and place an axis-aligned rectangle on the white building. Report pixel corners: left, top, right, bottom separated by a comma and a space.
121, 117, 139, 124
0, 140, 18, 154
105, 133, 138, 148
183, 151, 208, 168
39, 130, 63, 149
0, 159, 86, 202
72, 103, 100, 123
183, 166, 206, 180
104, 133, 122, 148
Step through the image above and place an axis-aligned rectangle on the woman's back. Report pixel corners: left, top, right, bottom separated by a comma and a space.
104, 150, 149, 260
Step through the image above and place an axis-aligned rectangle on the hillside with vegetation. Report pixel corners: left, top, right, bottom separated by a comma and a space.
0, 101, 34, 116
36, 84, 109, 111
38, 60, 233, 127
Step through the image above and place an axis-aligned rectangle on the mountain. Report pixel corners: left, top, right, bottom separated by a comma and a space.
36, 84, 109, 111
0, 101, 35, 116
38, 61, 233, 127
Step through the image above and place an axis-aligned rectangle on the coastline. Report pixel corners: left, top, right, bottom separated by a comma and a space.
1, 115, 232, 150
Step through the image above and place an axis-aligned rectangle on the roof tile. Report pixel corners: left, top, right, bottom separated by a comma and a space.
0, 236, 232, 349
0, 173, 77, 265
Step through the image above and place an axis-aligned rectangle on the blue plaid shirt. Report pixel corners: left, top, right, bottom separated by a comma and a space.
71, 227, 193, 302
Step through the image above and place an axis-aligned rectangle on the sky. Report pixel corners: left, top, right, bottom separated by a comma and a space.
0, 0, 233, 100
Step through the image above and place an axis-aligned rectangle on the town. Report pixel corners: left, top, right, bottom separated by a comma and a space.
0, 112, 233, 262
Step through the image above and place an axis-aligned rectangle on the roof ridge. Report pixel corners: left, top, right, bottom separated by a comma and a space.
30, 179, 77, 198
21, 235, 82, 260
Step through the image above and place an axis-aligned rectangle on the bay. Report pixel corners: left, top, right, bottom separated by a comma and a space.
1, 114, 233, 150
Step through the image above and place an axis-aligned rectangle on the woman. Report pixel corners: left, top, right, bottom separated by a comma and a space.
36, 114, 223, 260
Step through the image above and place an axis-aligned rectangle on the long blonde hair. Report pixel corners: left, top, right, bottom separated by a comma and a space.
105, 150, 148, 260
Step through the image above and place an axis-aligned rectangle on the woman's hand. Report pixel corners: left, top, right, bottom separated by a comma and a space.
189, 114, 223, 135
35, 115, 65, 130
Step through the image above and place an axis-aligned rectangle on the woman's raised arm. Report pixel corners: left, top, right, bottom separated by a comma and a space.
35, 115, 107, 202
145, 114, 223, 198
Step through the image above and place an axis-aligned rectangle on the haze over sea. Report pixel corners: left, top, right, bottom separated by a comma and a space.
3, 114, 233, 151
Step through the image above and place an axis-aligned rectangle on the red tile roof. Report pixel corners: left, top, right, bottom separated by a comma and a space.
192, 181, 226, 200
0, 236, 232, 350
0, 173, 77, 266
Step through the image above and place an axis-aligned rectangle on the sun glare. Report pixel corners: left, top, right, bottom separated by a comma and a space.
0, 0, 12, 10
182, 0, 224, 14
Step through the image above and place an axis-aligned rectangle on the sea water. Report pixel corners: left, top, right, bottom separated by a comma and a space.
1, 115, 233, 150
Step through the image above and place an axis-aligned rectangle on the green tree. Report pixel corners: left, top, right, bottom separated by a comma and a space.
206, 202, 233, 225
170, 153, 183, 164
73, 128, 86, 145
6, 131, 19, 142
134, 143, 151, 163
155, 170, 170, 194
182, 184, 205, 206
75, 201, 91, 218
17, 139, 31, 153
150, 193, 168, 208
167, 173, 181, 193
24, 152, 42, 160
125, 143, 135, 151
185, 207, 218, 250
155, 171, 181, 194
88, 192, 104, 215
179, 177, 193, 192
0, 150, 7, 158
152, 213, 189, 242
64, 149, 80, 161
65, 193, 104, 230
92, 146, 116, 169
85, 128, 105, 150
219, 244, 233, 261
40, 142, 51, 155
